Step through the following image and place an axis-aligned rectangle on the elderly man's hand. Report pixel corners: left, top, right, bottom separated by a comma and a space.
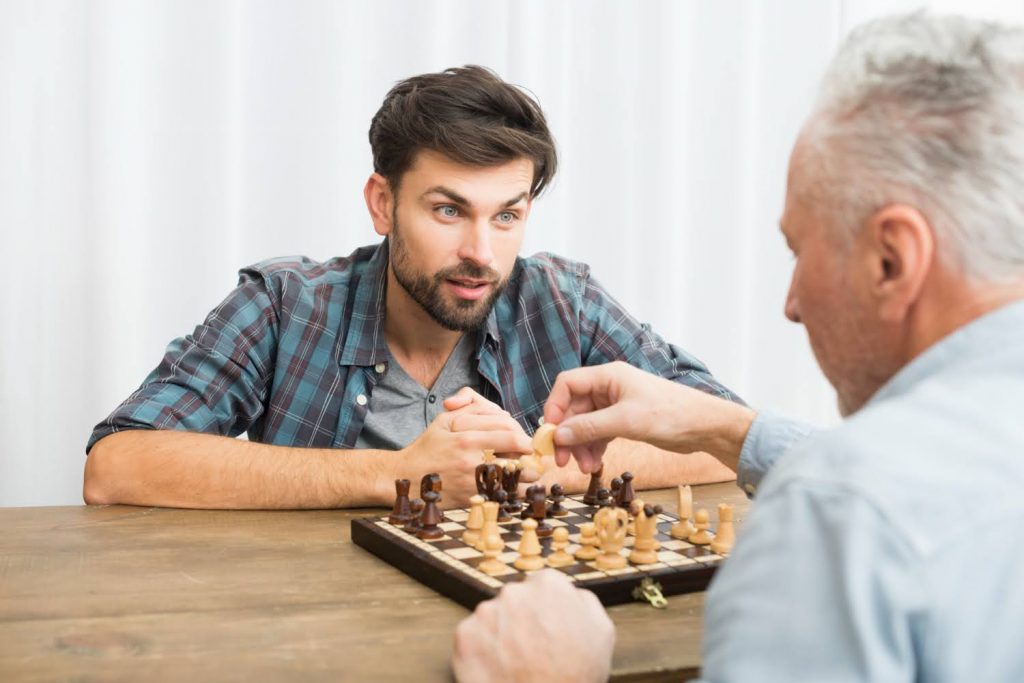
452, 569, 615, 683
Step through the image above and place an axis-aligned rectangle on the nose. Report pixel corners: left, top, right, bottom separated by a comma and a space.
457, 220, 495, 267
784, 278, 801, 323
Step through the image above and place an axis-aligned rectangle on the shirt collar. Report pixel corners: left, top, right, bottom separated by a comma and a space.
338, 240, 390, 367
867, 298, 1024, 407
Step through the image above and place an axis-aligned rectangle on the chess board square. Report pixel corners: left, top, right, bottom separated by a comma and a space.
623, 537, 636, 547
438, 522, 464, 532
659, 539, 692, 551
605, 566, 639, 576
638, 562, 668, 571
505, 540, 521, 550
561, 499, 587, 509
574, 571, 607, 582
664, 557, 697, 567
656, 550, 689, 563
446, 547, 483, 560
548, 518, 568, 527
498, 551, 518, 563
445, 510, 469, 522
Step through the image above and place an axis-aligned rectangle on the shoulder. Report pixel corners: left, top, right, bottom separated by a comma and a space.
242, 244, 379, 292
760, 377, 1024, 556
510, 252, 592, 293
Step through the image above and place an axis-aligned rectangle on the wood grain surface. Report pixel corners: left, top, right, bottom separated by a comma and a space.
0, 482, 749, 682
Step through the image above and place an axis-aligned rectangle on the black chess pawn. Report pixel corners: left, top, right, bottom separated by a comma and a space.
548, 483, 569, 517
417, 490, 444, 540
494, 489, 512, 523
619, 471, 636, 508
403, 498, 425, 534
420, 472, 446, 522
595, 487, 612, 509
609, 477, 624, 507
582, 466, 603, 505
388, 478, 413, 525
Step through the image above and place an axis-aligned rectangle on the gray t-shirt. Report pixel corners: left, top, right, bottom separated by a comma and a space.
354, 333, 482, 451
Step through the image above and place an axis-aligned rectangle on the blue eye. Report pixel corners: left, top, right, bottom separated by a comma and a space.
496, 211, 516, 224
439, 206, 459, 218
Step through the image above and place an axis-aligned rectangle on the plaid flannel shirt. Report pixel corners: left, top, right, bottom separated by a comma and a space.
87, 241, 741, 452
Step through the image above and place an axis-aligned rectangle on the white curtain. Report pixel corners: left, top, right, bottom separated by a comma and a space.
3, 0, 1022, 506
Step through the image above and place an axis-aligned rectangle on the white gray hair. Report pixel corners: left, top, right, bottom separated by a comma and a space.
800, 11, 1024, 282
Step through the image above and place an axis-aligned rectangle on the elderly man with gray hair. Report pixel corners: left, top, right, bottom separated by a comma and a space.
451, 12, 1024, 682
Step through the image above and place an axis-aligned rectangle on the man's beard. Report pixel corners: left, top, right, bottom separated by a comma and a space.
389, 221, 507, 332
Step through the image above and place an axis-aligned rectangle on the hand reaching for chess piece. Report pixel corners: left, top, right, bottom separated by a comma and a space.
452, 570, 614, 683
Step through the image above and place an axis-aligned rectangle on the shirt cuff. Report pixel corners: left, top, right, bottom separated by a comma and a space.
736, 410, 816, 497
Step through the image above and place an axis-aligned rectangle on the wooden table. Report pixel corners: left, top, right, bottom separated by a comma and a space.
0, 483, 749, 682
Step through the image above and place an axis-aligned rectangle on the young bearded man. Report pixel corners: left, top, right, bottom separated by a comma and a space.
453, 13, 1024, 682
83, 66, 739, 509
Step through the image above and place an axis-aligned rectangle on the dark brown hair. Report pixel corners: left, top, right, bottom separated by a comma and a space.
368, 65, 557, 197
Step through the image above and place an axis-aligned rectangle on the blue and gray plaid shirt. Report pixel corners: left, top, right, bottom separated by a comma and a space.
87, 241, 740, 452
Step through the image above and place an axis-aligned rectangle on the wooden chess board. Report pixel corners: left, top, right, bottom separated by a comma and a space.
351, 495, 725, 609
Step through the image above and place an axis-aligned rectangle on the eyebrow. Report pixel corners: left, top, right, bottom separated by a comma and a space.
422, 186, 528, 209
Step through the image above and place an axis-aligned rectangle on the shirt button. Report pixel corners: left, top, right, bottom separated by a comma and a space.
428, 395, 437, 404
356, 394, 368, 406
744, 483, 757, 495
374, 363, 386, 373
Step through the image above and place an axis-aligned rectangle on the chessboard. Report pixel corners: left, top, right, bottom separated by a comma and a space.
351, 494, 726, 609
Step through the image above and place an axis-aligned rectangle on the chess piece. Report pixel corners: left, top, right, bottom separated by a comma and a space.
462, 495, 485, 546
528, 487, 553, 537
619, 471, 636, 508
420, 472, 442, 501
582, 466, 603, 505
474, 463, 502, 501
514, 518, 545, 571
403, 499, 424, 534
532, 422, 557, 456
574, 522, 600, 561
494, 489, 512, 523
475, 501, 502, 552
482, 449, 496, 463
477, 525, 507, 576
420, 473, 444, 520
670, 484, 696, 540
710, 503, 736, 555
594, 506, 628, 570
521, 485, 539, 519
688, 508, 715, 545
519, 453, 543, 474
548, 483, 568, 517
417, 490, 444, 540
546, 527, 574, 568
629, 500, 662, 565
501, 463, 523, 514
388, 479, 413, 525
595, 487, 612, 509
609, 477, 623, 507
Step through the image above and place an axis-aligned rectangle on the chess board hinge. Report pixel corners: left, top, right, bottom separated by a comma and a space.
632, 577, 668, 609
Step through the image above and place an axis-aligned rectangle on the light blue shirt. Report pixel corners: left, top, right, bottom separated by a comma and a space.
700, 300, 1024, 682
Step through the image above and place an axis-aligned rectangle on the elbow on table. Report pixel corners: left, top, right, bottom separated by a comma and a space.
83, 433, 128, 505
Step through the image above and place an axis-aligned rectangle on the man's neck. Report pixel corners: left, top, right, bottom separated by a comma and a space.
383, 268, 465, 387
906, 274, 1024, 364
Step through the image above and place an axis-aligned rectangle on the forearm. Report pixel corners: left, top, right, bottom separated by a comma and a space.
601, 438, 735, 489
84, 430, 395, 509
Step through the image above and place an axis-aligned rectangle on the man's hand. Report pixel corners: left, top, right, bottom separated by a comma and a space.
452, 570, 614, 683
401, 400, 532, 507
543, 362, 756, 475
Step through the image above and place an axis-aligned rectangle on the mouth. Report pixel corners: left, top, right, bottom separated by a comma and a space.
445, 277, 493, 301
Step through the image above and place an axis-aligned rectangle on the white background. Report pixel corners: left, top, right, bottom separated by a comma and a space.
2, 0, 1022, 506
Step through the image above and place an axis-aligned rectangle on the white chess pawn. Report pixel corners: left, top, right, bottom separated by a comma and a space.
574, 522, 600, 561
687, 508, 715, 545
477, 527, 507, 576
515, 518, 545, 571
462, 495, 485, 546
670, 484, 696, 540
475, 501, 501, 552
546, 527, 574, 568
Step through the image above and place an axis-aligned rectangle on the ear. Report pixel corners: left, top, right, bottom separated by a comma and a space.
862, 204, 935, 323
364, 173, 395, 237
